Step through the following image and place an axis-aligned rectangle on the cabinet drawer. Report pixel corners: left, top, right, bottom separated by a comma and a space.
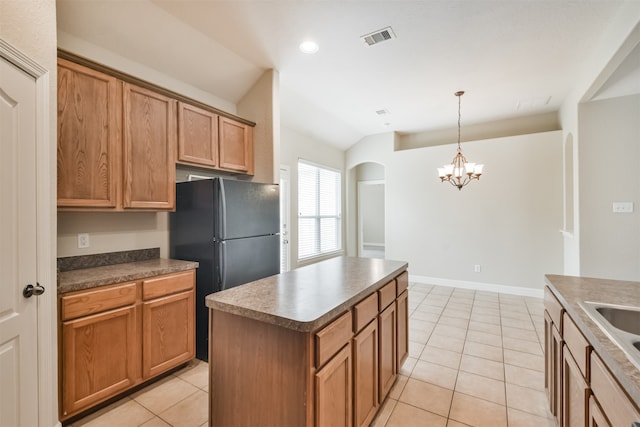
544, 287, 563, 329
562, 312, 590, 379
316, 311, 353, 368
590, 352, 640, 427
353, 292, 378, 333
378, 281, 396, 311
396, 271, 408, 296
142, 270, 195, 300
61, 282, 137, 321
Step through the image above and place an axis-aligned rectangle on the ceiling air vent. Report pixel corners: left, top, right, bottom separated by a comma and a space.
361, 27, 396, 46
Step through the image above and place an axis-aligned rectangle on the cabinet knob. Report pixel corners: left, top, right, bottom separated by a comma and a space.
23, 283, 45, 298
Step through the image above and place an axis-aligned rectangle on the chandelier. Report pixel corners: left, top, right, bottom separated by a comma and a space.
437, 91, 484, 190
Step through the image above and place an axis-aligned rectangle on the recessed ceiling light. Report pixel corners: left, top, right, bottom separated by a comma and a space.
299, 41, 319, 54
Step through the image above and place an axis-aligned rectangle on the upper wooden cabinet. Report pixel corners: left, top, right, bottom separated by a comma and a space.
123, 83, 176, 210
57, 59, 120, 208
219, 116, 254, 174
178, 107, 255, 175
57, 55, 256, 211
177, 102, 218, 168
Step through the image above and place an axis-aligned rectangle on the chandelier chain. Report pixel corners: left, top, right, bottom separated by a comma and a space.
458, 95, 461, 150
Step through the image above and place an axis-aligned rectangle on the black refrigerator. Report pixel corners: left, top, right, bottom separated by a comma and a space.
169, 178, 280, 361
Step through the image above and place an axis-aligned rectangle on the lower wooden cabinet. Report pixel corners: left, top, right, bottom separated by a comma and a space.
544, 310, 563, 419
562, 346, 589, 427
61, 305, 138, 418
378, 302, 397, 401
588, 395, 610, 427
315, 343, 353, 427
208, 269, 408, 427
59, 270, 195, 420
590, 352, 640, 427
142, 290, 195, 378
545, 286, 640, 427
396, 290, 409, 370
353, 320, 378, 427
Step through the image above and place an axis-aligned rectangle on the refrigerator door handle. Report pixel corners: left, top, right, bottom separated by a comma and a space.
219, 241, 227, 290
218, 178, 227, 239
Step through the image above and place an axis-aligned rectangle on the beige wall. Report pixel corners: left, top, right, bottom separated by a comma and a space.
347, 131, 564, 292
579, 94, 640, 280
280, 125, 346, 269
237, 69, 279, 184
58, 212, 171, 258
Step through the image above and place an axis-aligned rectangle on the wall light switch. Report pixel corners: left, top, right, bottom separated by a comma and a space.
474, 264, 481, 273
77, 233, 90, 248
612, 202, 634, 213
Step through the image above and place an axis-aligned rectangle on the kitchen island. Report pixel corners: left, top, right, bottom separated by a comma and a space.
205, 256, 409, 427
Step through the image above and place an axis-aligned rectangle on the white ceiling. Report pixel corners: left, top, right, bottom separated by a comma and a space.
56, 0, 638, 150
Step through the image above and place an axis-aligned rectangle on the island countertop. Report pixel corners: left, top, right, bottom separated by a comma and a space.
205, 256, 408, 332
545, 274, 640, 407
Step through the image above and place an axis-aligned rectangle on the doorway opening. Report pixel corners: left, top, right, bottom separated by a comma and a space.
355, 162, 385, 259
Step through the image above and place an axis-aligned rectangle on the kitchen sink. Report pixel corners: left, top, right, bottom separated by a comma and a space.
579, 301, 640, 371
595, 306, 640, 335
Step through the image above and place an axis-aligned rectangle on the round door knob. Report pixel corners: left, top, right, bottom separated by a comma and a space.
23, 283, 45, 298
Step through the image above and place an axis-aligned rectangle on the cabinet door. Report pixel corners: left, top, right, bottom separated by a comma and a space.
562, 346, 589, 427
177, 102, 218, 168
218, 116, 253, 173
588, 395, 611, 427
396, 290, 409, 371
316, 343, 353, 427
61, 305, 139, 418
590, 352, 640, 427
379, 303, 397, 401
353, 320, 378, 427
57, 59, 120, 208
123, 83, 176, 210
142, 289, 195, 378
544, 311, 563, 420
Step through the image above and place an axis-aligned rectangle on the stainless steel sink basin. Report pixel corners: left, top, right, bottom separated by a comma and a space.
594, 306, 640, 335
579, 301, 640, 371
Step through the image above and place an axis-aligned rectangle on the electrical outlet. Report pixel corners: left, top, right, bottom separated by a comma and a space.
474, 264, 481, 273
612, 202, 634, 213
77, 233, 90, 249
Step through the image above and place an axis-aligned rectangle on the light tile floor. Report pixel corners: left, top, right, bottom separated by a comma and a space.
69, 283, 554, 427
67, 360, 209, 427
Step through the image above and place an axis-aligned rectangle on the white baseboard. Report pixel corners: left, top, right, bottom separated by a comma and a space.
409, 274, 544, 298
363, 242, 385, 248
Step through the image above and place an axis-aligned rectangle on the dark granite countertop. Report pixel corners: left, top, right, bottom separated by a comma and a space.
58, 251, 198, 294
205, 256, 408, 332
545, 274, 640, 407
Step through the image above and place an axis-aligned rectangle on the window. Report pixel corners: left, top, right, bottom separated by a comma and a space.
298, 160, 342, 260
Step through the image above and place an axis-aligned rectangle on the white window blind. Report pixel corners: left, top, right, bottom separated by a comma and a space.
298, 160, 342, 260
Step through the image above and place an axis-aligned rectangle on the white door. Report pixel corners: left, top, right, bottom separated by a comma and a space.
279, 166, 291, 272
0, 52, 40, 426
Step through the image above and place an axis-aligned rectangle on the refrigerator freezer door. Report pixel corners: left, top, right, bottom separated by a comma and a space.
215, 178, 279, 240
218, 234, 280, 291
